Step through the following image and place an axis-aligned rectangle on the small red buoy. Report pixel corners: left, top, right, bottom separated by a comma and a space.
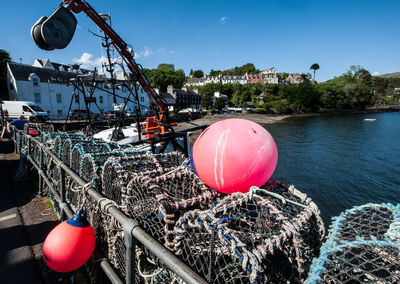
43, 209, 95, 272
193, 118, 278, 194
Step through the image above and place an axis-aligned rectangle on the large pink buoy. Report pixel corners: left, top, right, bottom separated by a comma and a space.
193, 118, 278, 194
43, 209, 95, 273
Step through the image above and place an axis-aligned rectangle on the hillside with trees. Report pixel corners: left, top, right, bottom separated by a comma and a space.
192, 65, 399, 113
209, 63, 260, 76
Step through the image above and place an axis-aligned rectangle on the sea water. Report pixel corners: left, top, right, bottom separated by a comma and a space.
264, 112, 400, 224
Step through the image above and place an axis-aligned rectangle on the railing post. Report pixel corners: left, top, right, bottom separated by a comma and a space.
27, 135, 31, 156
124, 227, 136, 284
58, 164, 66, 221
18, 131, 22, 153
38, 145, 44, 195
183, 134, 189, 157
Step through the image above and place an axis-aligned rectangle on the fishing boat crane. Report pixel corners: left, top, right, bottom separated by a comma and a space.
31, 0, 176, 140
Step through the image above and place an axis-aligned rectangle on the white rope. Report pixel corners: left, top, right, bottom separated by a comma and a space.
137, 257, 165, 278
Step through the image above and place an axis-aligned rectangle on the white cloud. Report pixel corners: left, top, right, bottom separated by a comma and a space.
220, 16, 227, 24
372, 71, 380, 76
74, 52, 93, 66
134, 46, 153, 59
73, 52, 107, 70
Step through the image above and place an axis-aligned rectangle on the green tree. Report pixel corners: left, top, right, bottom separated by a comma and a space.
214, 97, 225, 110
355, 68, 372, 86
143, 66, 185, 91
202, 94, 213, 109
317, 66, 375, 109
0, 49, 11, 100
277, 72, 289, 80
191, 69, 204, 78
157, 63, 174, 70
310, 63, 320, 83
209, 69, 222, 76
343, 82, 372, 110
286, 81, 320, 111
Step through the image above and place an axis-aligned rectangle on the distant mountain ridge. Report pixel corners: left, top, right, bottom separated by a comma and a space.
377, 72, 400, 78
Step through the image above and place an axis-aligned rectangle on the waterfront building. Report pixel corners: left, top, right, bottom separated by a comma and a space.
185, 77, 206, 87
245, 73, 264, 84
204, 75, 221, 84
6, 59, 151, 119
286, 73, 306, 84
156, 85, 202, 111
261, 68, 279, 84
186, 74, 247, 86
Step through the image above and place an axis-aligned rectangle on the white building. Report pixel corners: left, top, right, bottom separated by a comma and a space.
185, 77, 206, 87
204, 75, 247, 85
261, 68, 279, 84
6, 59, 151, 119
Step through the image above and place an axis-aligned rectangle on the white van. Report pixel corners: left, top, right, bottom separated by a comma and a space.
2, 101, 49, 122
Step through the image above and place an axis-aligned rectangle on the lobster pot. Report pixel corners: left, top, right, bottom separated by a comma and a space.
154, 151, 187, 169
173, 185, 324, 284
61, 138, 93, 166
101, 153, 169, 205
105, 213, 187, 283
33, 144, 42, 164
69, 143, 111, 173
40, 132, 59, 144
79, 151, 139, 188
306, 203, 400, 284
308, 242, 400, 283
80, 193, 115, 260
53, 133, 85, 157
65, 154, 106, 211
328, 203, 399, 243
108, 229, 126, 280
45, 153, 59, 184
28, 136, 36, 156
259, 181, 325, 266
124, 168, 218, 251
61, 137, 104, 165
101, 151, 186, 205
64, 177, 82, 212
133, 247, 185, 284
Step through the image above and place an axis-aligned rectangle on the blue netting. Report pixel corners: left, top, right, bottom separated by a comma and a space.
306, 203, 400, 283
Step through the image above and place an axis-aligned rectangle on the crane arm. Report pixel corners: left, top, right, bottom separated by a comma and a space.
63, 0, 167, 121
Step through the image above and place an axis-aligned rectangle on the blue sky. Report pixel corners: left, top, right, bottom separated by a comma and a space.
1, 0, 399, 82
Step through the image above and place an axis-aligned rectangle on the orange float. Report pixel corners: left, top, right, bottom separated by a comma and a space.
43, 209, 95, 272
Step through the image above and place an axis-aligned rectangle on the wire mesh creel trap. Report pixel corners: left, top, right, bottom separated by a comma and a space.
98, 153, 219, 279
123, 163, 220, 248
305, 203, 400, 284
173, 182, 325, 284
101, 151, 187, 205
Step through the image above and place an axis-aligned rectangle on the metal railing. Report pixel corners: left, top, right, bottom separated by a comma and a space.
10, 126, 206, 284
